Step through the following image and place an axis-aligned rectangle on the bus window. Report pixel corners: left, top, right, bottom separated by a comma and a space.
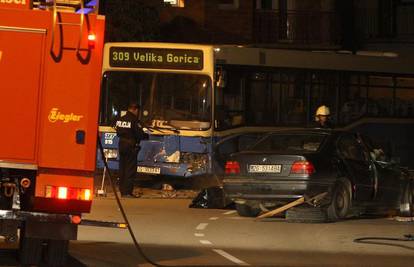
100, 72, 144, 126
247, 72, 272, 126
215, 68, 245, 130
101, 71, 212, 130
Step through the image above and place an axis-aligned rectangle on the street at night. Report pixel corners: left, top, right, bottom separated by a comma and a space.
2, 196, 413, 266
1, 1, 414, 266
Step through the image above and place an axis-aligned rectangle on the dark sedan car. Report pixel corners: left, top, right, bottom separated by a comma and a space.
222, 129, 414, 222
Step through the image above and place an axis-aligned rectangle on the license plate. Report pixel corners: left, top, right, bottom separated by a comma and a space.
248, 164, 281, 173
137, 166, 161, 174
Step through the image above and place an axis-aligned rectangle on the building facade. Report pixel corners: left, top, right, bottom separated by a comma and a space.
160, 0, 414, 55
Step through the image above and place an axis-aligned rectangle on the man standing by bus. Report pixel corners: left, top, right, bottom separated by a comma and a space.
114, 102, 146, 197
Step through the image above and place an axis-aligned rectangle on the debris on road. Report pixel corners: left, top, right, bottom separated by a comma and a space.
256, 192, 328, 220
189, 186, 234, 209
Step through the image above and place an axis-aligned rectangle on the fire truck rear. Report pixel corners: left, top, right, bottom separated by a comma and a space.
0, 1, 104, 265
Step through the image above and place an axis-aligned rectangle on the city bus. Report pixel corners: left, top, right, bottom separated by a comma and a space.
98, 43, 414, 188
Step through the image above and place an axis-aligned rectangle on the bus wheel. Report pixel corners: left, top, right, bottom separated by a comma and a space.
19, 234, 43, 265
44, 239, 69, 267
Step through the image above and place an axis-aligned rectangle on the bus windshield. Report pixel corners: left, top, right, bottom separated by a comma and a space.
101, 71, 212, 130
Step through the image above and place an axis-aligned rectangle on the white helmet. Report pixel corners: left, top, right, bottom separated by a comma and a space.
315, 105, 330, 121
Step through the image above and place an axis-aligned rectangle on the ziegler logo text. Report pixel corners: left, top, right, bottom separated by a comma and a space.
48, 108, 83, 123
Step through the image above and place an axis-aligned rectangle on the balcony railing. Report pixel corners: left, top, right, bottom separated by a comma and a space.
253, 10, 340, 46
356, 7, 414, 43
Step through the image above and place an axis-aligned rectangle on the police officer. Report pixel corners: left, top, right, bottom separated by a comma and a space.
314, 105, 333, 128
114, 102, 146, 197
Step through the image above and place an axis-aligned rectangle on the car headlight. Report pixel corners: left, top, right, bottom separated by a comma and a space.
103, 148, 118, 159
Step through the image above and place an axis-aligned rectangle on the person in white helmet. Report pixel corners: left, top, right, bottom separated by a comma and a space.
314, 105, 333, 128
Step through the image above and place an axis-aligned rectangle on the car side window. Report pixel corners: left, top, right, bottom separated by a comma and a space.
337, 135, 366, 161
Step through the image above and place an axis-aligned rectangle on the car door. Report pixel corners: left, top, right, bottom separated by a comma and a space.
358, 134, 401, 205
337, 134, 375, 202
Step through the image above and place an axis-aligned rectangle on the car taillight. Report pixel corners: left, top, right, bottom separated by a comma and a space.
45, 186, 92, 201
290, 161, 315, 175
225, 161, 240, 174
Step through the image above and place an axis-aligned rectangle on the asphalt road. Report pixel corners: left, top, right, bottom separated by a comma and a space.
1, 197, 413, 267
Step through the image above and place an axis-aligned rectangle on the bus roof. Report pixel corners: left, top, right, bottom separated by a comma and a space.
214, 46, 414, 75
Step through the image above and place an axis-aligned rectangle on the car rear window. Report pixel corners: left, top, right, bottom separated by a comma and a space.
251, 134, 326, 152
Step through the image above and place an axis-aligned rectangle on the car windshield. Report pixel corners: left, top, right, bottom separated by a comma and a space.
100, 71, 212, 130
251, 133, 326, 152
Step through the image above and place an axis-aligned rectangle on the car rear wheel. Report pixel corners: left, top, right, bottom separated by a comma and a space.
400, 182, 414, 217
236, 203, 261, 217
326, 178, 352, 222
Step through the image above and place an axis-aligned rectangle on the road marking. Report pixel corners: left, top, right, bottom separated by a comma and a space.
199, 240, 212, 245
196, 223, 208, 230
223, 210, 237, 215
209, 217, 219, 220
194, 233, 205, 237
213, 249, 249, 266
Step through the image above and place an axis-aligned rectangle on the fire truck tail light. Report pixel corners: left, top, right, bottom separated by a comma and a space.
45, 185, 53, 198
45, 186, 92, 201
82, 189, 91, 201
58, 187, 68, 199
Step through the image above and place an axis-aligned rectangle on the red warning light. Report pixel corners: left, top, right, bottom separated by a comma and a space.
88, 33, 96, 48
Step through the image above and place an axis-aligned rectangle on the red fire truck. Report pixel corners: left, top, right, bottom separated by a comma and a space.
0, 1, 104, 265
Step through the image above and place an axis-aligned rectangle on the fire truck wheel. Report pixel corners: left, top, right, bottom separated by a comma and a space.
19, 236, 43, 265
44, 239, 69, 267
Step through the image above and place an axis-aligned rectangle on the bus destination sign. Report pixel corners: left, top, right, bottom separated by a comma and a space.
109, 47, 204, 70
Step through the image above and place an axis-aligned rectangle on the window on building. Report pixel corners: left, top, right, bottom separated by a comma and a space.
279, 71, 308, 126
309, 71, 338, 125
368, 76, 393, 117
378, 0, 396, 37
256, 0, 276, 10
396, 77, 414, 117
218, 0, 239, 10
339, 74, 368, 125
163, 0, 185, 8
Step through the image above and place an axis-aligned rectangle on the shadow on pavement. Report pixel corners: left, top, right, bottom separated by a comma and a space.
0, 248, 87, 267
